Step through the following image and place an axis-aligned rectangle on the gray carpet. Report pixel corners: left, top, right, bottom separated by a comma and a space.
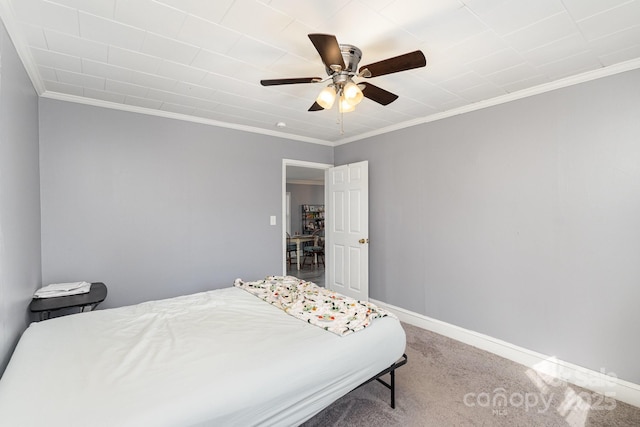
302, 323, 640, 426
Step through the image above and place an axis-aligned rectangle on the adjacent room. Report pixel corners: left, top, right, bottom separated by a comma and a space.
1, 1, 639, 425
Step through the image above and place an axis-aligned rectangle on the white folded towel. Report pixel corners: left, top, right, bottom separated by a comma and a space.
33, 281, 92, 298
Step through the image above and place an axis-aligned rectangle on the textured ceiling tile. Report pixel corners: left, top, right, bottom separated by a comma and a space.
31, 47, 82, 72
521, 33, 591, 66
316, 2, 395, 48
380, 0, 463, 27
586, 24, 640, 56
108, 46, 162, 75
440, 71, 490, 93
221, 0, 294, 43
140, 33, 200, 65
599, 43, 640, 66
468, 48, 526, 76
128, 70, 178, 92
156, 61, 208, 85
484, 62, 544, 86
44, 30, 109, 62
38, 65, 58, 81
444, 30, 511, 65
48, 0, 116, 19
176, 15, 242, 55
561, 0, 632, 21
403, 6, 488, 48
226, 36, 286, 68
535, 51, 602, 79
115, 0, 187, 38
503, 12, 580, 53
13, 0, 80, 36
154, 0, 235, 24
105, 79, 150, 98
20, 22, 47, 49
383, 96, 439, 116
55, 69, 106, 90
173, 82, 215, 100
44, 79, 84, 96
82, 59, 133, 82
457, 81, 506, 101
576, 1, 640, 41
469, 0, 565, 36
78, 12, 146, 51
267, 0, 352, 29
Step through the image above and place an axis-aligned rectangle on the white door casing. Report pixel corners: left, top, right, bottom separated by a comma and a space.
326, 161, 369, 301
282, 159, 332, 285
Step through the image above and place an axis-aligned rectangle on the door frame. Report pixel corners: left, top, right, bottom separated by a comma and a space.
282, 159, 333, 283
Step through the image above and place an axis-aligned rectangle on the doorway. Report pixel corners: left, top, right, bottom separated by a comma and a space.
282, 159, 332, 286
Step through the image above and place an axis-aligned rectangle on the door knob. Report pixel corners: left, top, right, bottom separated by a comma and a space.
359, 238, 369, 244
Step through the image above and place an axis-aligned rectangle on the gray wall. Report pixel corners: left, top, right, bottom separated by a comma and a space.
0, 21, 41, 375
39, 99, 333, 309
335, 69, 640, 384
287, 183, 324, 235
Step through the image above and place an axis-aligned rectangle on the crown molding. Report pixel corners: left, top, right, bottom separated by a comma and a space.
23, 57, 640, 149
40, 51, 640, 148
335, 57, 640, 146
40, 91, 334, 146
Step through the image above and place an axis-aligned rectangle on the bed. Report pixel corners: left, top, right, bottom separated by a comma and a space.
0, 276, 406, 426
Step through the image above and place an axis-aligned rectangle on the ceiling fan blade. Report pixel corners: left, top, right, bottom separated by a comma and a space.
360, 82, 399, 106
359, 50, 426, 78
308, 102, 325, 111
308, 33, 346, 71
260, 77, 322, 86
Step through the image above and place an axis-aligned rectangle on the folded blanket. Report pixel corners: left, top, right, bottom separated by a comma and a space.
234, 276, 395, 336
33, 282, 91, 298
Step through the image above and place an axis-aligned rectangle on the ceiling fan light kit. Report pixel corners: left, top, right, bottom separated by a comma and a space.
342, 81, 364, 106
260, 33, 426, 129
339, 96, 355, 113
316, 85, 337, 109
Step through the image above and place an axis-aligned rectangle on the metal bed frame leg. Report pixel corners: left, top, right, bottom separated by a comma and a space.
356, 353, 407, 408
390, 368, 396, 408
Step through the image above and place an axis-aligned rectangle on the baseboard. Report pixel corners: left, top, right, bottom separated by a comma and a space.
371, 298, 640, 409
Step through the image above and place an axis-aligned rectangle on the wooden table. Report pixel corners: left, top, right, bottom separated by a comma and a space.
29, 282, 108, 321
289, 235, 315, 270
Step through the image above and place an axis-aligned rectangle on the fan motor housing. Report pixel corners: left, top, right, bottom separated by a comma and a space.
325, 44, 362, 76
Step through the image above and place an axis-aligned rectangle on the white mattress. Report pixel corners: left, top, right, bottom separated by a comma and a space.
0, 287, 405, 426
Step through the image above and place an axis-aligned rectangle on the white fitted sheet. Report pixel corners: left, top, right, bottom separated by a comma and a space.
0, 286, 405, 427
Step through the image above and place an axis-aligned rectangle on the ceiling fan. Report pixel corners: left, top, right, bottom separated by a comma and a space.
260, 34, 426, 113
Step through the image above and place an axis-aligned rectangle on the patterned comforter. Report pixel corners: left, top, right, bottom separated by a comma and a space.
234, 276, 395, 336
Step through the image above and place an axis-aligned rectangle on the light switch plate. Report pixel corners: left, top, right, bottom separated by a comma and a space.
270, 215, 276, 225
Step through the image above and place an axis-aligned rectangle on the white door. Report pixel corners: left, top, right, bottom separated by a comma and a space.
326, 161, 369, 301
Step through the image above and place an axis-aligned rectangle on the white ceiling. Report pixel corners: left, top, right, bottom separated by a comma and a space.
1, 0, 639, 145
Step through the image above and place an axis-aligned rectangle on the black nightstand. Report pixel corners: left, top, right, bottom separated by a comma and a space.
29, 282, 108, 321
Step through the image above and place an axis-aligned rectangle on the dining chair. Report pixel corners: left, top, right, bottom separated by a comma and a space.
286, 233, 297, 266
302, 229, 324, 268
